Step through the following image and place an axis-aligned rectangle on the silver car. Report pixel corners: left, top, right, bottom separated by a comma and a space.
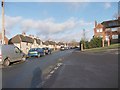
0, 44, 26, 66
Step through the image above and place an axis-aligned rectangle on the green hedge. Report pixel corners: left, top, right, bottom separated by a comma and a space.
80, 37, 102, 49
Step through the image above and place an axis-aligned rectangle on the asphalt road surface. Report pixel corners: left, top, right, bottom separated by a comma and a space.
42, 49, 118, 88
2, 49, 74, 88
2, 49, 118, 88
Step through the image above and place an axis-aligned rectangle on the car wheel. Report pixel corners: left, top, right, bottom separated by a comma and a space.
44, 52, 45, 56
3, 59, 10, 66
22, 57, 26, 61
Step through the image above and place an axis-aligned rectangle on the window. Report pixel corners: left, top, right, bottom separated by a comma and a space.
96, 29, 102, 32
108, 22, 118, 27
100, 35, 103, 38
100, 29, 102, 32
112, 35, 118, 39
111, 28, 118, 32
97, 29, 99, 32
15, 47, 21, 53
105, 36, 109, 41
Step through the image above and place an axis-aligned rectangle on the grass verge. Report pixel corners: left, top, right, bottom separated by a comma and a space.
84, 43, 120, 52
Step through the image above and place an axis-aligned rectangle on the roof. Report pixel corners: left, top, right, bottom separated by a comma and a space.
95, 23, 104, 29
101, 19, 120, 28
34, 38, 42, 45
43, 41, 56, 45
56, 42, 65, 45
9, 34, 34, 44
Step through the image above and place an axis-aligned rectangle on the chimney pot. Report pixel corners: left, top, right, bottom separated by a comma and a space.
22, 32, 26, 36
95, 21, 97, 27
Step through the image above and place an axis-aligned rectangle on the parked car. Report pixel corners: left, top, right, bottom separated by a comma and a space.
28, 48, 45, 58
0, 44, 26, 66
64, 47, 69, 50
60, 46, 65, 51
42, 47, 52, 54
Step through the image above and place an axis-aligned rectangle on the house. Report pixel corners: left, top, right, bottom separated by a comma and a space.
9, 33, 34, 54
94, 21, 105, 40
101, 19, 120, 44
43, 40, 57, 50
9, 33, 43, 54
56, 42, 64, 49
29, 35, 43, 48
94, 18, 120, 46
0, 33, 8, 44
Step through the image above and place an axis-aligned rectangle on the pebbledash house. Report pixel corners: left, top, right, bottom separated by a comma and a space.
94, 18, 120, 46
8, 33, 43, 54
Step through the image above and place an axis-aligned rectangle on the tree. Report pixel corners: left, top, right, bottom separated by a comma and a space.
89, 37, 102, 48
113, 12, 119, 19
70, 40, 79, 47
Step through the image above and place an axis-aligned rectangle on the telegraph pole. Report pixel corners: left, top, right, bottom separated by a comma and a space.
83, 29, 86, 41
1, 0, 5, 44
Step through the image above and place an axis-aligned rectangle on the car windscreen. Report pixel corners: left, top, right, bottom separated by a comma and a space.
42, 48, 46, 50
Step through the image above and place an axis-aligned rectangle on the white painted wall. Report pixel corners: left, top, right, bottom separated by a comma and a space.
14, 43, 20, 49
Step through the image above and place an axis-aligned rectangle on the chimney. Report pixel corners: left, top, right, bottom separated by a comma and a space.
118, 16, 120, 20
29, 34, 32, 38
22, 32, 26, 36
29, 34, 34, 38
95, 21, 97, 27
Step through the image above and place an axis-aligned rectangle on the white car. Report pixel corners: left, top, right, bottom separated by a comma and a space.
0, 45, 26, 66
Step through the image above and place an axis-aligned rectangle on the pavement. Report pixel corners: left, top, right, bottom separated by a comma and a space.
42, 49, 118, 88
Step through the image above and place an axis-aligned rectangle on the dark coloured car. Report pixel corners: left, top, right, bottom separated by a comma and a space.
42, 47, 52, 54
28, 48, 45, 58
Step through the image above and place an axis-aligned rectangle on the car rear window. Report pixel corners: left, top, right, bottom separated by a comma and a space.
29, 48, 38, 52
38, 48, 43, 51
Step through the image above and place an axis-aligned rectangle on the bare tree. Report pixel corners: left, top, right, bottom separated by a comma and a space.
113, 12, 119, 19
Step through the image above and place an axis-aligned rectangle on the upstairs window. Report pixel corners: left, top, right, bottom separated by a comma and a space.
112, 35, 118, 39
100, 29, 103, 32
97, 29, 99, 32
96, 28, 102, 32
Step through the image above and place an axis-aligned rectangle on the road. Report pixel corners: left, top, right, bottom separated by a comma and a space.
2, 49, 118, 88
2, 49, 74, 88
42, 49, 118, 88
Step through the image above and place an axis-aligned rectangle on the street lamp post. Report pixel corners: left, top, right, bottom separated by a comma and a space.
1, 0, 5, 44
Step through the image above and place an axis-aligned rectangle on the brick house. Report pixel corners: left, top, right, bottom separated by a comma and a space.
94, 21, 105, 40
94, 18, 120, 45
101, 19, 120, 44
0, 33, 8, 44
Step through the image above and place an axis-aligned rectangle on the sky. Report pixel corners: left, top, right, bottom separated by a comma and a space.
0, 0, 119, 42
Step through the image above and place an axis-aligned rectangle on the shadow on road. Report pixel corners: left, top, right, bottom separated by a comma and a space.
30, 67, 42, 88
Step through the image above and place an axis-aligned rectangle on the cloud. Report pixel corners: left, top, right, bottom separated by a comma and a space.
3, 15, 93, 41
20, 17, 92, 35
5, 15, 22, 29
104, 2, 111, 9
0, 15, 22, 36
